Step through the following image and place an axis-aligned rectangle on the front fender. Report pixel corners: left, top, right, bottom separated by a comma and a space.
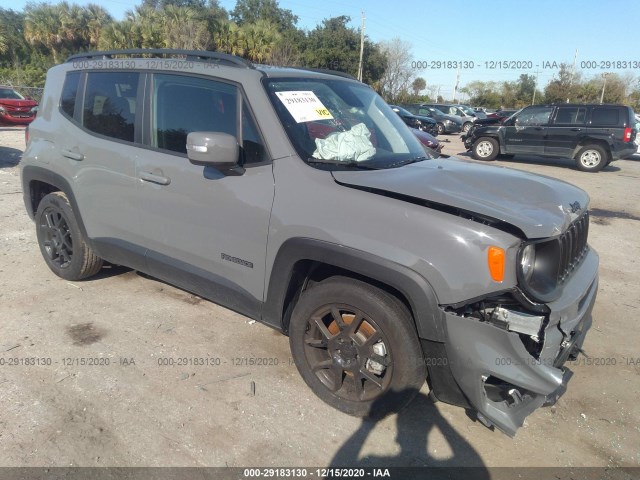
262, 237, 446, 342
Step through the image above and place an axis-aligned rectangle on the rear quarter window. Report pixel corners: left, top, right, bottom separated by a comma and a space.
590, 108, 620, 126
60, 72, 81, 118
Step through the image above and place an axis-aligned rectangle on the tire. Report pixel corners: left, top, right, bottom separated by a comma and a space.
436, 123, 445, 135
289, 276, 426, 418
35, 192, 103, 280
471, 137, 499, 161
462, 122, 472, 133
575, 145, 607, 172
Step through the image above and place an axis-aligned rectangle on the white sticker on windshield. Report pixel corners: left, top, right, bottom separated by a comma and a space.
275, 91, 333, 123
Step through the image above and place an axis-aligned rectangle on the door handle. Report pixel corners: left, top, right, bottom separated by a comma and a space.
139, 171, 171, 185
62, 149, 84, 161
570, 128, 582, 131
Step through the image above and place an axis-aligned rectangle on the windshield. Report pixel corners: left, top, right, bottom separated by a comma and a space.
265, 78, 431, 169
0, 88, 25, 100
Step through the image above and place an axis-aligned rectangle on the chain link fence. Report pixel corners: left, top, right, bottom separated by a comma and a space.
10, 86, 45, 104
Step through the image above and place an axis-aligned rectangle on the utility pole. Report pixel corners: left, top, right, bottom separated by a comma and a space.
567, 49, 578, 103
600, 73, 609, 104
436, 85, 441, 102
532, 69, 539, 105
357, 11, 365, 82
452, 68, 460, 102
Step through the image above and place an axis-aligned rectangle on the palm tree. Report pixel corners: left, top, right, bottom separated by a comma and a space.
213, 20, 244, 56
240, 20, 280, 63
162, 5, 210, 50
98, 20, 140, 50
25, 4, 64, 62
84, 4, 113, 49
0, 22, 8, 54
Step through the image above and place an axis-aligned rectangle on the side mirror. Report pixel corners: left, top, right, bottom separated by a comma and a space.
186, 132, 240, 171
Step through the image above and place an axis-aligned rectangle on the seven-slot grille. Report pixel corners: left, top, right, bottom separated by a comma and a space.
558, 211, 589, 283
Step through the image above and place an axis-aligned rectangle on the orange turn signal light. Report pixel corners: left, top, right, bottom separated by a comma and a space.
487, 246, 505, 282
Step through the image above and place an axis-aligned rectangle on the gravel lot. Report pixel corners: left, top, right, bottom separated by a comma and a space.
1, 126, 639, 470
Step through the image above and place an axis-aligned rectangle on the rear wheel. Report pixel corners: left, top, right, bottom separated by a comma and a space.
35, 192, 103, 280
289, 277, 425, 418
472, 137, 499, 161
462, 122, 472, 133
575, 145, 607, 172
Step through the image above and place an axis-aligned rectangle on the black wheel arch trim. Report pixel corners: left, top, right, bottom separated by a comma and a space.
22, 165, 90, 240
262, 237, 446, 342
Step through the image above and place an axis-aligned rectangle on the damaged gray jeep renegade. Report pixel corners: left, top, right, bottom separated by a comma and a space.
21, 50, 598, 436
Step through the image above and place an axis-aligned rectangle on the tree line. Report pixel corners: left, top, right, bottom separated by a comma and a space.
0, 0, 388, 89
1, 0, 640, 110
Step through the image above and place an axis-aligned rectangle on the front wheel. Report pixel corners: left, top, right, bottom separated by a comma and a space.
289, 277, 426, 418
35, 192, 103, 280
462, 122, 472, 133
471, 137, 499, 161
575, 145, 607, 172
436, 123, 445, 135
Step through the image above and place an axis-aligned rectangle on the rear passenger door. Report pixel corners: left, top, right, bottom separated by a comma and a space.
134, 73, 274, 318
60, 70, 146, 268
545, 106, 587, 157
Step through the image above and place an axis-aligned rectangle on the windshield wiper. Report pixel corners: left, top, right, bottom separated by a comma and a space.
306, 158, 380, 170
386, 156, 430, 168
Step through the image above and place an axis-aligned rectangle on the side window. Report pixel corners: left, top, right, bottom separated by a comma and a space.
242, 105, 268, 164
83, 71, 139, 142
554, 107, 587, 125
60, 72, 80, 118
514, 107, 553, 126
153, 74, 237, 154
591, 107, 620, 126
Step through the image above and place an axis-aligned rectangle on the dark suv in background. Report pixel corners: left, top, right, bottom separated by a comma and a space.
403, 104, 463, 135
464, 104, 637, 172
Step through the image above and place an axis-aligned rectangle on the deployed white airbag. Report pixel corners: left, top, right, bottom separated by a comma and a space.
313, 123, 376, 162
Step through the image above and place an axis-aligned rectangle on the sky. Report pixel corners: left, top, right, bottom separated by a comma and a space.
3, 0, 640, 100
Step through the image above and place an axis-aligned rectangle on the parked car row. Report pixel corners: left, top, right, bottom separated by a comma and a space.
463, 103, 638, 172
0, 86, 39, 125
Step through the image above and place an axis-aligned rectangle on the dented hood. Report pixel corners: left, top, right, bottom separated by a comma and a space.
332, 157, 589, 239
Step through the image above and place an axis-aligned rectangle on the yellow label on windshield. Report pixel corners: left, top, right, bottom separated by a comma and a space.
276, 91, 334, 123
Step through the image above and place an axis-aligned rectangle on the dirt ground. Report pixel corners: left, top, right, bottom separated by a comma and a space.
0, 126, 639, 471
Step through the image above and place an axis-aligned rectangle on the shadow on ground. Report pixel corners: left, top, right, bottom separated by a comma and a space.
0, 146, 22, 168
330, 389, 489, 477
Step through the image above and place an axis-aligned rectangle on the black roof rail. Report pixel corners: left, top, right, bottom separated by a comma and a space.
295, 67, 359, 81
65, 49, 254, 69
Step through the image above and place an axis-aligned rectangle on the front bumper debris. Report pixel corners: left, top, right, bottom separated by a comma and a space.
440, 248, 598, 436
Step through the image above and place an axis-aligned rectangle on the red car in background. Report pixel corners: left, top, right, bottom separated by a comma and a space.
0, 86, 38, 125
412, 127, 442, 154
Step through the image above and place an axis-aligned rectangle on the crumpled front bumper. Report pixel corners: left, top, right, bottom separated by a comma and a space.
442, 248, 598, 436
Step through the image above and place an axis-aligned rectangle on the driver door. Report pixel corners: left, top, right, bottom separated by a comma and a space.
503, 106, 553, 155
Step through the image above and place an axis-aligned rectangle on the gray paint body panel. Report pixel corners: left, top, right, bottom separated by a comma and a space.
332, 158, 590, 239
21, 54, 600, 435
